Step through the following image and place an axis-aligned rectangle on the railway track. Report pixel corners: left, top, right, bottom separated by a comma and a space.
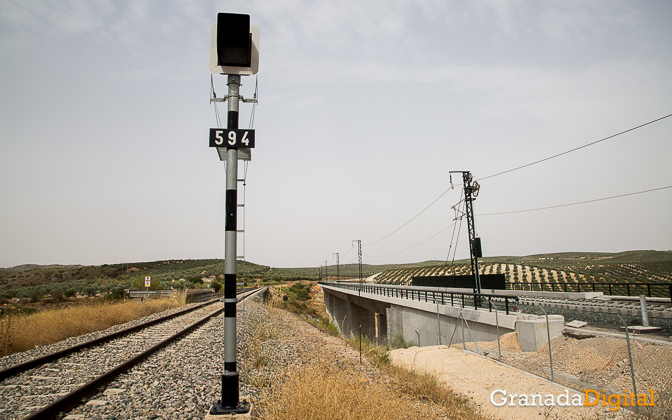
0, 287, 263, 420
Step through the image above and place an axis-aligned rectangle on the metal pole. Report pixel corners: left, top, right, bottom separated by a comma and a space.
333, 253, 339, 280
324, 260, 328, 280
539, 306, 554, 382
436, 300, 441, 345
617, 315, 638, 398
452, 171, 482, 295
639, 295, 649, 327
212, 74, 249, 414
353, 240, 362, 365
489, 300, 501, 362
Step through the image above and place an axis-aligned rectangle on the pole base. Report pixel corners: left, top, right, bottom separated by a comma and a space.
206, 400, 251, 419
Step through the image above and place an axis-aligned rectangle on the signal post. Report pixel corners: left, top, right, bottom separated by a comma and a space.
206, 13, 259, 419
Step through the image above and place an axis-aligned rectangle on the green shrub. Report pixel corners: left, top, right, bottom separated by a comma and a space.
187, 277, 203, 285
29, 290, 42, 302
64, 289, 76, 298
389, 332, 417, 349
109, 286, 125, 301
172, 280, 188, 290
211, 281, 222, 292
285, 283, 310, 301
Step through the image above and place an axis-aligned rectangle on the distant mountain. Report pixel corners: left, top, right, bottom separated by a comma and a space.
0, 264, 83, 275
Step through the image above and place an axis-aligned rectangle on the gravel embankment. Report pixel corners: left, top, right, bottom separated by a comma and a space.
18, 290, 459, 419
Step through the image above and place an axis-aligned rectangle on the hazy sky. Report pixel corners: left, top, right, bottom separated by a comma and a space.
1, 0, 671, 269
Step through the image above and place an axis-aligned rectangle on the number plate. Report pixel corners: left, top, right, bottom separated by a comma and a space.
209, 129, 255, 148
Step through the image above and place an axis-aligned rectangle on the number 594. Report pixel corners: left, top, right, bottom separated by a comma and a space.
209, 129, 255, 148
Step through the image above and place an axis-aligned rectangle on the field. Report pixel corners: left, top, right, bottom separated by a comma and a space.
373, 250, 672, 297
0, 260, 315, 304
1, 250, 670, 311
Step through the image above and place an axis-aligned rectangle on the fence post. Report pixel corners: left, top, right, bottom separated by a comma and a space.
435, 299, 441, 345
617, 315, 638, 399
489, 300, 501, 362
639, 295, 649, 327
538, 306, 554, 382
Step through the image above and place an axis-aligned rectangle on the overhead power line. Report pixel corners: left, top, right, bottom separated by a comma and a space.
363, 187, 455, 247
365, 222, 456, 258
478, 184, 672, 216
334, 112, 670, 261
478, 113, 672, 182
360, 112, 671, 248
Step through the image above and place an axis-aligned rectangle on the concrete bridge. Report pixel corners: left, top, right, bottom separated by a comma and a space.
320, 282, 577, 352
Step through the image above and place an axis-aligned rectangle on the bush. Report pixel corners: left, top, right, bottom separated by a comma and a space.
51, 289, 64, 301
187, 277, 203, 285
29, 290, 42, 302
64, 289, 76, 298
172, 280, 188, 290
109, 286, 126, 301
211, 281, 222, 292
286, 283, 310, 301
83, 286, 98, 297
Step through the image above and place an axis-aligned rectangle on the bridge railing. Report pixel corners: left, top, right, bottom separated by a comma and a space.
319, 282, 518, 315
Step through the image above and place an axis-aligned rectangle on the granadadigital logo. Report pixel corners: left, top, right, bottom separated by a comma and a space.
490, 389, 655, 411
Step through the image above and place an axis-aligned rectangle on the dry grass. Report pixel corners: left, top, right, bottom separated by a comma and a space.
253, 286, 488, 420
244, 313, 275, 370
255, 359, 489, 420
0, 297, 182, 356
344, 336, 487, 419
383, 363, 489, 420
251, 331, 487, 420
256, 361, 435, 420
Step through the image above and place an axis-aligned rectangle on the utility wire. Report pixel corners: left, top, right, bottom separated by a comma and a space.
478, 184, 672, 216
363, 187, 455, 247
444, 191, 465, 267
365, 222, 456, 258
359, 112, 671, 250
211, 75, 223, 128
248, 75, 258, 129
478, 113, 672, 182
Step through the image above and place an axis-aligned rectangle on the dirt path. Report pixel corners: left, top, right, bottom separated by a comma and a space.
390, 345, 629, 420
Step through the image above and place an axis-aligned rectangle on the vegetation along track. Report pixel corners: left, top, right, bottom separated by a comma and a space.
0, 287, 262, 420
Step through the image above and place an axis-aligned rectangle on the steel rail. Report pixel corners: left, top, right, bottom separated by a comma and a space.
21, 286, 264, 420
1, 287, 260, 381
0, 299, 217, 381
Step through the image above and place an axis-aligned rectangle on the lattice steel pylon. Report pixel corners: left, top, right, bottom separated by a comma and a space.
353, 240, 363, 365
451, 171, 482, 294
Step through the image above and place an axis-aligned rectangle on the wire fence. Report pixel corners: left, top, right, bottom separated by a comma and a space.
460, 301, 672, 418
